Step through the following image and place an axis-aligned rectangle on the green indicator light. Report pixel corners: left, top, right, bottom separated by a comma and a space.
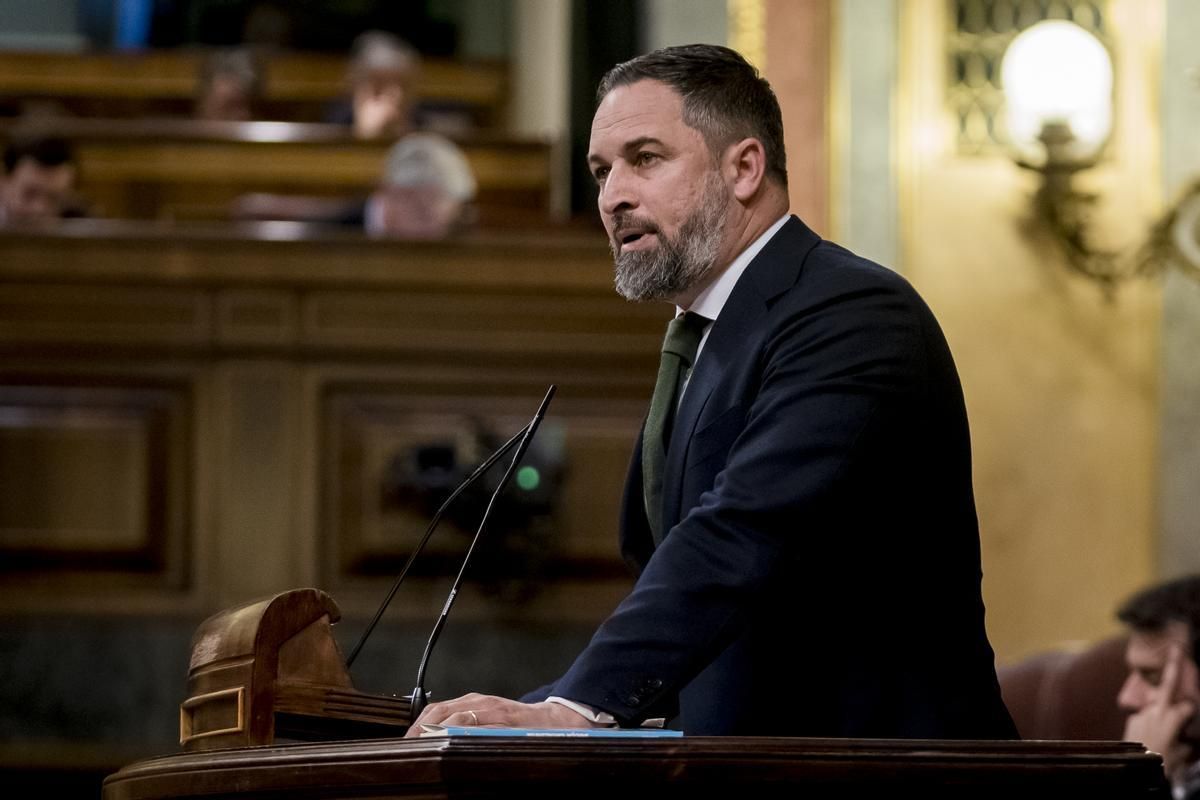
516, 466, 541, 491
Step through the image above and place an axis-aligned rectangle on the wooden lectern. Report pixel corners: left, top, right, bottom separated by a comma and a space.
179, 589, 411, 751
120, 589, 1167, 799
106, 736, 1168, 799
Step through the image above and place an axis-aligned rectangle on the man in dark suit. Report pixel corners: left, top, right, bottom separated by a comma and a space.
408, 44, 1016, 738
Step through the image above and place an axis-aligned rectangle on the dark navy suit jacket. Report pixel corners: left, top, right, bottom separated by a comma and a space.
529, 216, 1016, 738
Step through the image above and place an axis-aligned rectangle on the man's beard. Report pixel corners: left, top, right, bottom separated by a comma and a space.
610, 171, 728, 303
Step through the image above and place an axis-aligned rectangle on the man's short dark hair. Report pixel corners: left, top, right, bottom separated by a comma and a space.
596, 44, 787, 187
3, 134, 75, 176
1117, 575, 1200, 648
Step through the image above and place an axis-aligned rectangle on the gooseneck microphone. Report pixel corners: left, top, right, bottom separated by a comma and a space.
408, 384, 557, 720
344, 416, 537, 669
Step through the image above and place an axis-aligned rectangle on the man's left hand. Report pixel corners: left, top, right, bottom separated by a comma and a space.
404, 693, 598, 738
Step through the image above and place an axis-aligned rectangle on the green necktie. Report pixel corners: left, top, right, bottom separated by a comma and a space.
643, 311, 709, 545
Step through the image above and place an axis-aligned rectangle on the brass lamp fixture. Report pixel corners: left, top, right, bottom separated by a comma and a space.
1001, 20, 1200, 294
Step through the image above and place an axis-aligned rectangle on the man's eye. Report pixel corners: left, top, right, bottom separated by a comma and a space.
635, 152, 658, 166
593, 166, 609, 183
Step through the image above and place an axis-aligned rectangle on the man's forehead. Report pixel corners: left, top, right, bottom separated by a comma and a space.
597, 78, 680, 108
1127, 621, 1191, 660
589, 80, 694, 156
593, 81, 682, 129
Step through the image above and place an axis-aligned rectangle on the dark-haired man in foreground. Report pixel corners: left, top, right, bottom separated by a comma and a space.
409, 44, 1015, 738
1117, 576, 1200, 796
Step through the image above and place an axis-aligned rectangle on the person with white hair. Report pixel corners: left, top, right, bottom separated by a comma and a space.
231, 31, 474, 237
365, 132, 476, 238
229, 130, 475, 240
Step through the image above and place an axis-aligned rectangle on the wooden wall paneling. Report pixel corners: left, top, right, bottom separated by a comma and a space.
214, 289, 299, 349
300, 290, 662, 362
0, 225, 619, 293
0, 225, 664, 621
0, 375, 193, 600
0, 284, 210, 350
211, 361, 306, 608
322, 391, 638, 569
313, 364, 654, 624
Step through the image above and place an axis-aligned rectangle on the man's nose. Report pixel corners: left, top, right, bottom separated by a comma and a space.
598, 162, 636, 217
1117, 673, 1145, 711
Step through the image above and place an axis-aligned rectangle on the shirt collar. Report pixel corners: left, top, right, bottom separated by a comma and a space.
678, 214, 790, 322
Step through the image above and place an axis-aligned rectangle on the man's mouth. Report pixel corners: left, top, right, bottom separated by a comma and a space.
615, 226, 658, 251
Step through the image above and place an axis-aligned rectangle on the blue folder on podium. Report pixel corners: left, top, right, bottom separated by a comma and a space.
419, 725, 683, 738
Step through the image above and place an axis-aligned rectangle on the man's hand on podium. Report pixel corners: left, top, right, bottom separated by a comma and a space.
404, 693, 599, 737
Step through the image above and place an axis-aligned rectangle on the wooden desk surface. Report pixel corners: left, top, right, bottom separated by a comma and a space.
102, 736, 1169, 800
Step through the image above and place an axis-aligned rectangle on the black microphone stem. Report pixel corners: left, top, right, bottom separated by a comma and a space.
409, 385, 556, 720
344, 422, 533, 669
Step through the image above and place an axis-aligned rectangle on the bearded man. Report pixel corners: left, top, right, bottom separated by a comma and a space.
409, 44, 1016, 738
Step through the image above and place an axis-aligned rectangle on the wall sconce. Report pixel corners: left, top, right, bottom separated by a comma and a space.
1002, 21, 1200, 295
1001, 21, 1125, 291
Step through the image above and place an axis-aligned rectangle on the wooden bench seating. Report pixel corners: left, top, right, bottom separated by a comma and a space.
0, 118, 553, 222
0, 49, 508, 126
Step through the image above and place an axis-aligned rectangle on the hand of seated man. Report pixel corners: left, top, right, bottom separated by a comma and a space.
404, 693, 599, 738
1123, 643, 1198, 779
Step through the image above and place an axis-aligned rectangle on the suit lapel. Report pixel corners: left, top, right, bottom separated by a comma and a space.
659, 216, 821, 534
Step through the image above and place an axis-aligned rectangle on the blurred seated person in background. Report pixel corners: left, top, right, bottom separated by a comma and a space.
232, 30, 473, 238
339, 31, 420, 140
231, 133, 474, 239
365, 133, 476, 237
1117, 575, 1200, 796
195, 49, 265, 122
1, 134, 80, 224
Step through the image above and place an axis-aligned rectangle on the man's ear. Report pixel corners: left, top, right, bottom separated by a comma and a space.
725, 137, 768, 202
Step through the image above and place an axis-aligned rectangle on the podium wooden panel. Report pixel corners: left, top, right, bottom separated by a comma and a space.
103, 737, 1168, 799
